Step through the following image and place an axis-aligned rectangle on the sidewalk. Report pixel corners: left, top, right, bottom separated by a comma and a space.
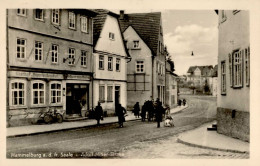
177, 121, 249, 153
7, 105, 188, 138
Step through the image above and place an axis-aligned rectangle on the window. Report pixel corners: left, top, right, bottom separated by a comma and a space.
10, 80, 26, 106
17, 38, 26, 59
99, 85, 105, 102
35, 41, 43, 61
245, 47, 250, 86
68, 48, 75, 65
233, 10, 240, 15
221, 61, 226, 95
17, 9, 26, 16
69, 11, 76, 29
81, 51, 87, 67
136, 60, 144, 73
133, 40, 139, 49
116, 58, 120, 71
32, 81, 45, 105
52, 9, 60, 25
108, 57, 113, 71
50, 82, 62, 104
233, 50, 243, 87
109, 32, 115, 40
99, 55, 104, 70
35, 9, 44, 20
81, 16, 88, 33
107, 86, 113, 102
51, 44, 58, 63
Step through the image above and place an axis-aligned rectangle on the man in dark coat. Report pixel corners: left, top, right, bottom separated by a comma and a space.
146, 100, 154, 121
141, 102, 147, 122
95, 102, 104, 126
116, 104, 126, 128
133, 102, 140, 118
155, 99, 163, 128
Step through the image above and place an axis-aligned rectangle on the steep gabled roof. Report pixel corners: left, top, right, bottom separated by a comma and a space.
119, 12, 161, 55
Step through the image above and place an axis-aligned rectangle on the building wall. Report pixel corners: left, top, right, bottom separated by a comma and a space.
217, 10, 250, 141
93, 14, 127, 113
212, 77, 218, 96
165, 73, 178, 108
123, 26, 153, 109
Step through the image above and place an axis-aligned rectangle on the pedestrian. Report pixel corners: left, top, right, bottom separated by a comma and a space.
146, 100, 154, 121
95, 102, 104, 126
116, 104, 127, 128
155, 99, 163, 128
183, 99, 186, 106
178, 99, 182, 106
141, 102, 147, 122
133, 102, 140, 118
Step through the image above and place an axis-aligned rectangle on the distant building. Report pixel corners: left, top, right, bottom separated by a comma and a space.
119, 11, 166, 109
92, 9, 129, 115
7, 9, 97, 127
216, 10, 250, 142
211, 65, 218, 96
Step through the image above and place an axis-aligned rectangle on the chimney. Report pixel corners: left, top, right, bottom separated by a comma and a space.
120, 10, 124, 20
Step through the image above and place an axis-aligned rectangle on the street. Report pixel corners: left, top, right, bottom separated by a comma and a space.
6, 95, 248, 159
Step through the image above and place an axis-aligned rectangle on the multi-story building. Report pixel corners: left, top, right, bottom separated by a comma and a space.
119, 11, 166, 109
216, 10, 250, 142
92, 9, 129, 115
165, 59, 178, 108
7, 9, 97, 127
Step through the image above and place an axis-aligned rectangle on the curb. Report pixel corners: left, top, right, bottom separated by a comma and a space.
177, 138, 249, 154
7, 117, 141, 138
171, 105, 189, 115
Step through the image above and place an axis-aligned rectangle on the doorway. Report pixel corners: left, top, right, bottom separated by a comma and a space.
66, 83, 89, 115
115, 86, 120, 112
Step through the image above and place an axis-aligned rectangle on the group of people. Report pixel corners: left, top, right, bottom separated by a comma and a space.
178, 98, 186, 106
133, 98, 166, 128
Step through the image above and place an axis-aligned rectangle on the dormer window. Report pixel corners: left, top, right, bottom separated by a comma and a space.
109, 32, 115, 40
133, 40, 140, 49
17, 9, 26, 17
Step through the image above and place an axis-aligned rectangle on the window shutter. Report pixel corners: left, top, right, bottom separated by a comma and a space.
241, 50, 244, 87
230, 53, 234, 87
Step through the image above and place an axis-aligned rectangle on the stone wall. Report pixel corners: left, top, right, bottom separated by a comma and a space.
217, 107, 249, 142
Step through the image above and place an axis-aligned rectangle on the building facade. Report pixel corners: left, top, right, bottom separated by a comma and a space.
217, 10, 250, 141
92, 10, 129, 115
7, 9, 96, 127
119, 11, 166, 109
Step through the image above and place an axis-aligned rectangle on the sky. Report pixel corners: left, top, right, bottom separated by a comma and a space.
113, 9, 218, 75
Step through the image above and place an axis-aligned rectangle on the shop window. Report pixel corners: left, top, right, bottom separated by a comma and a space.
17, 38, 26, 59
99, 85, 105, 102
35, 9, 44, 21
108, 57, 113, 71
116, 58, 120, 72
52, 9, 60, 25
50, 82, 62, 104
35, 41, 43, 61
81, 16, 88, 33
81, 50, 87, 67
136, 60, 144, 73
10, 80, 26, 106
107, 85, 113, 102
69, 11, 76, 29
32, 81, 45, 105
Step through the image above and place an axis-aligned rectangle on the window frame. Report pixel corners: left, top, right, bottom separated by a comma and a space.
68, 48, 76, 66
49, 81, 62, 105
109, 32, 115, 40
35, 9, 44, 21
108, 57, 113, 71
116, 58, 120, 72
81, 50, 87, 67
34, 41, 43, 61
51, 44, 59, 64
9, 79, 27, 107
136, 60, 145, 73
133, 40, 140, 49
16, 38, 26, 60
233, 50, 243, 88
99, 85, 105, 103
245, 47, 250, 86
52, 9, 60, 25
31, 80, 46, 106
99, 55, 104, 70
107, 85, 113, 102
81, 16, 88, 33
68, 11, 76, 30
17, 9, 26, 17
221, 61, 226, 95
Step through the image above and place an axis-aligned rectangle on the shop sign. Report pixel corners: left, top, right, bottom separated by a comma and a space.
67, 74, 91, 80
8, 71, 63, 79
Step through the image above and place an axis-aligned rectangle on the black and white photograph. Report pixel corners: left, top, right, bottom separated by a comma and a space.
1, 0, 260, 165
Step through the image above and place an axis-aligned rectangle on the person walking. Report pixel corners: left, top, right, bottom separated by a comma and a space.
95, 102, 104, 126
183, 99, 186, 106
155, 99, 163, 128
141, 102, 147, 122
133, 102, 140, 118
146, 100, 154, 121
116, 104, 127, 128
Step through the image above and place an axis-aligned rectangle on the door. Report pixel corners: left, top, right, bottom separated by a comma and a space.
115, 86, 120, 112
